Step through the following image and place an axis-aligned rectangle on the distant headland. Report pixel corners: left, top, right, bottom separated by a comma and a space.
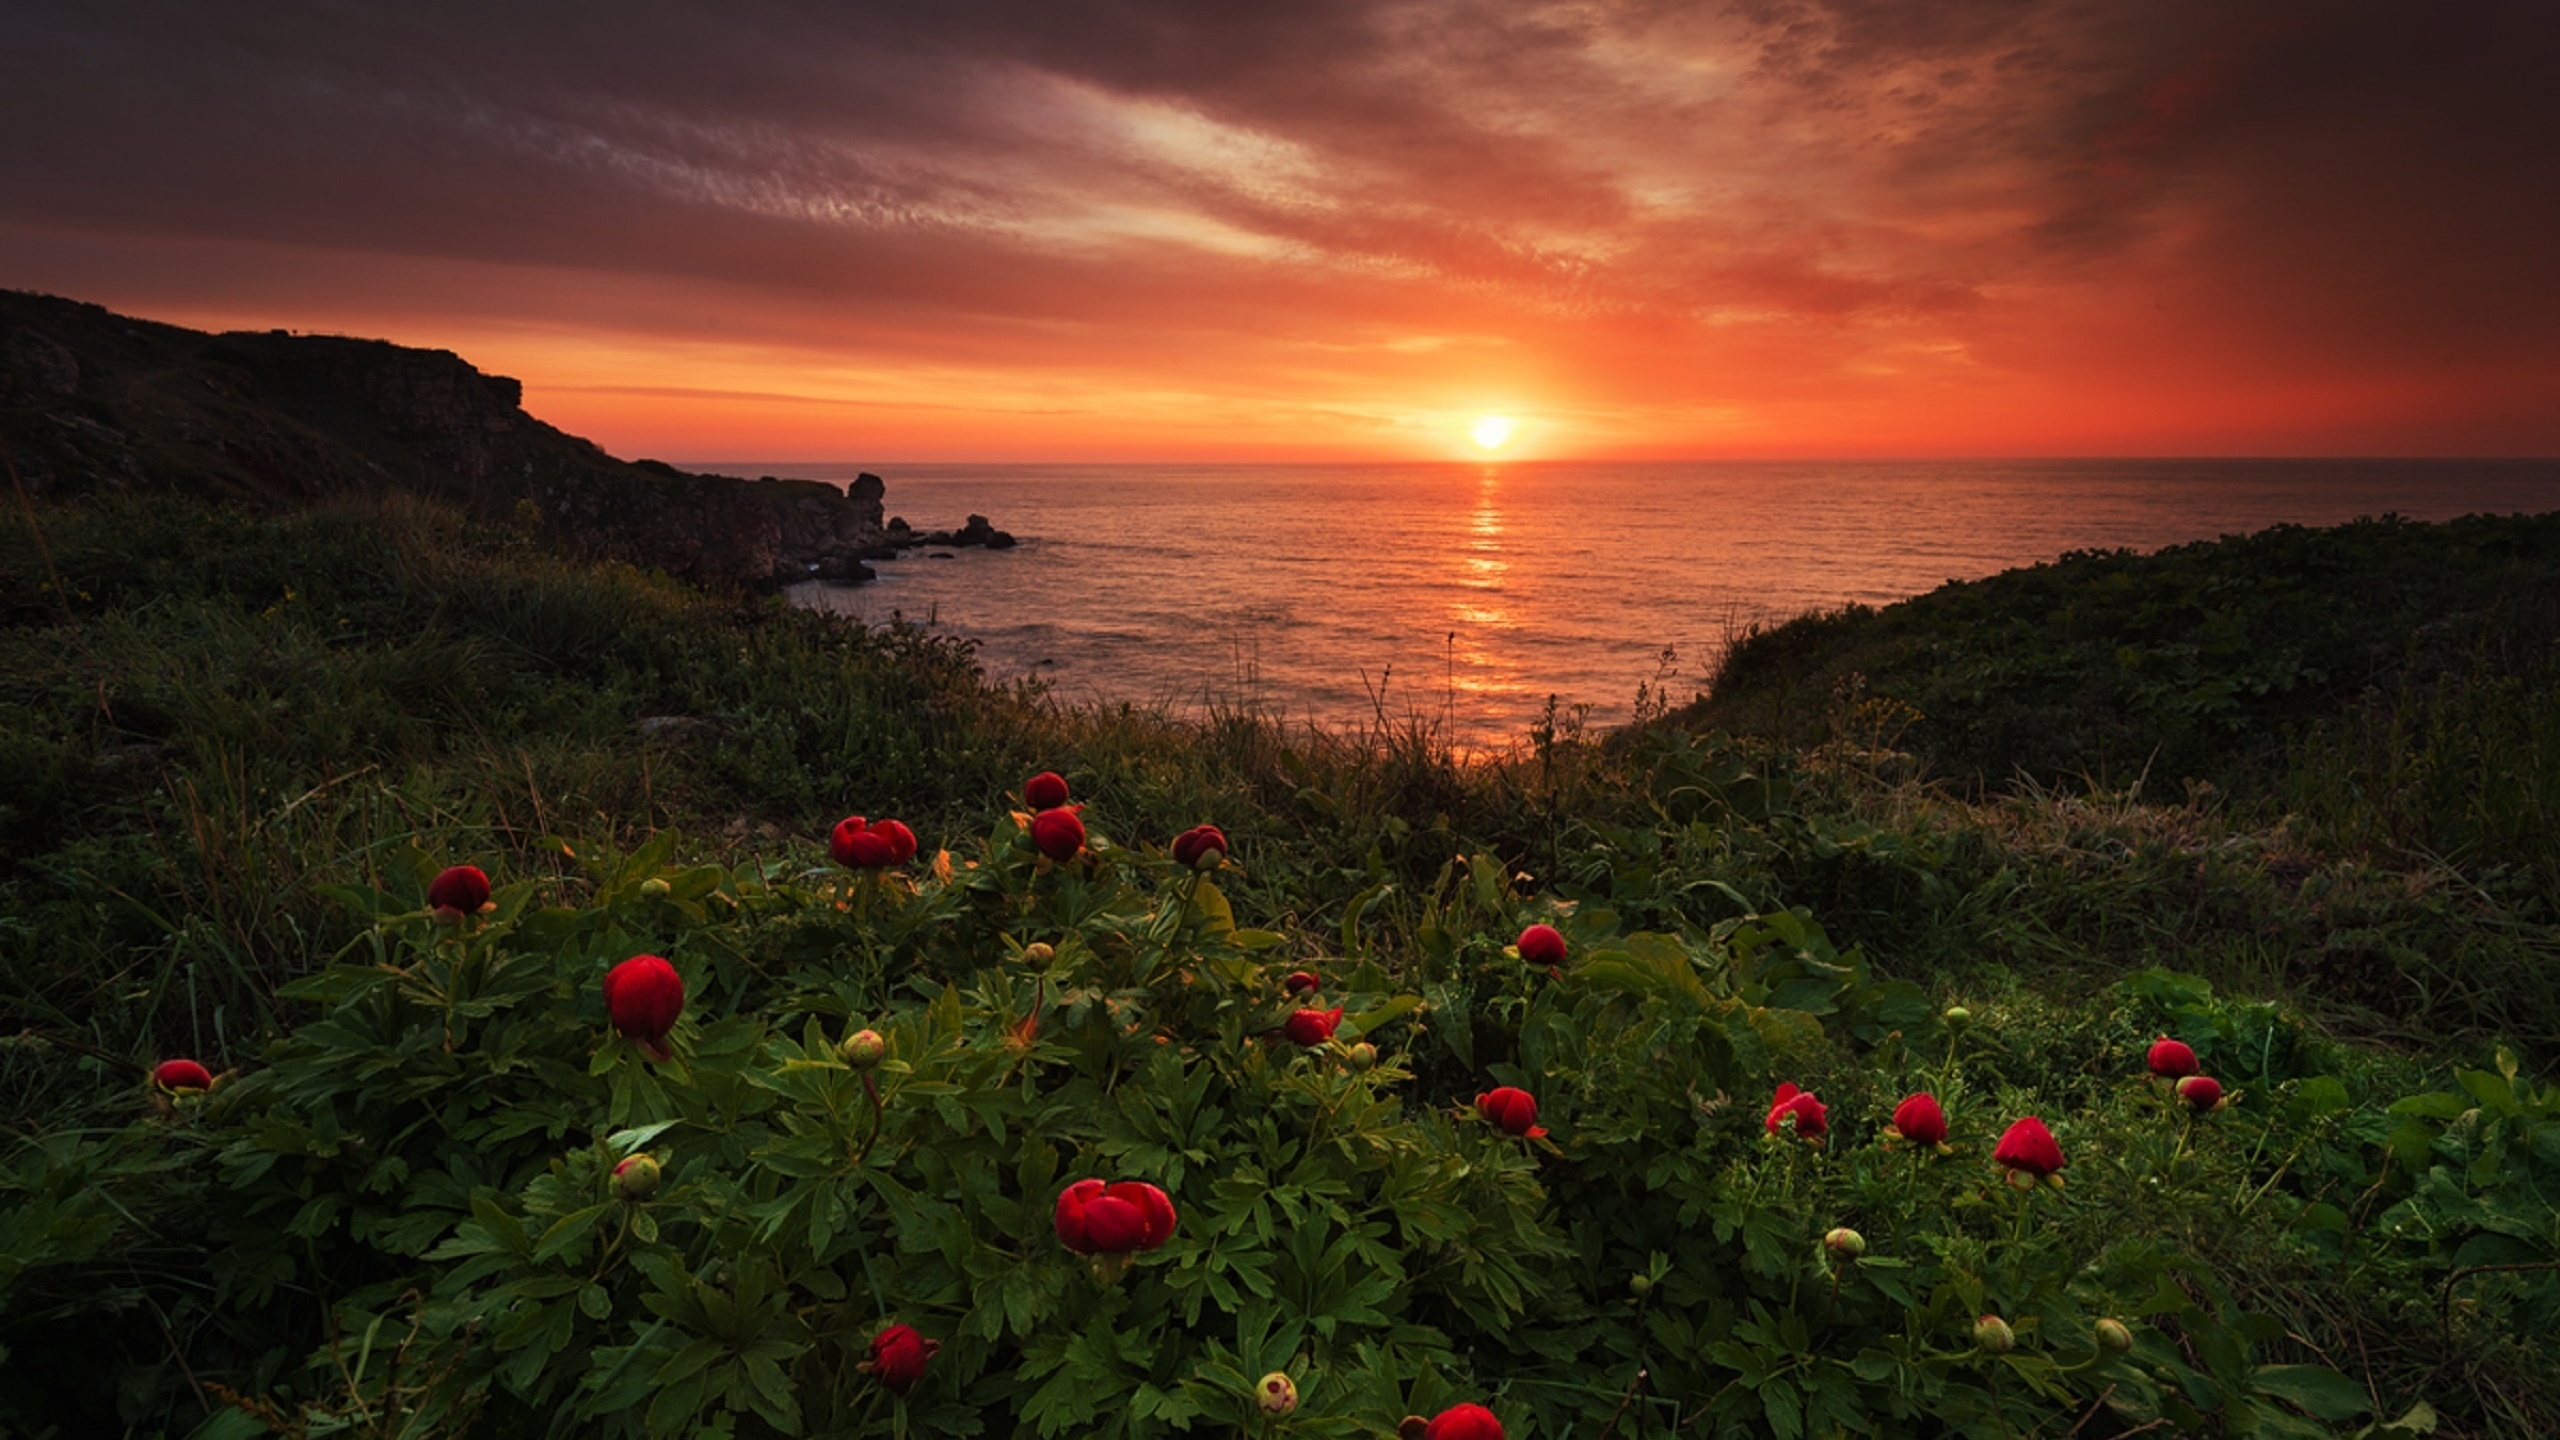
0, 290, 1010, 592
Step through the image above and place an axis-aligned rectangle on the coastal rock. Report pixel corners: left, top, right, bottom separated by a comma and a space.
0, 290, 890, 590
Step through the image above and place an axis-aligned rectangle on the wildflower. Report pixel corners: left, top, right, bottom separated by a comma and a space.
1283, 970, 1321, 995
1974, 1314, 2016, 1354
1024, 771, 1070, 810
830, 815, 882, 866
2146, 1037, 2199, 1079
603, 954, 684, 1062
1256, 1372, 1298, 1416
426, 864, 491, 918
1171, 823, 1228, 870
1993, 1116, 2065, 1185
1824, 1227, 1866, 1257
1425, 1402, 1505, 1440
1889, 1092, 1948, 1148
1476, 1086, 1549, 1139
841, 1029, 887, 1070
1516, 923, 1566, 967
612, 1153, 662, 1200
866, 1324, 939, 1396
1765, 1082, 1827, 1140
1055, 1178, 1176, 1254
2175, 1074, 2226, 1113
1283, 1006, 1344, 1047
152, 1059, 213, 1095
1030, 807, 1086, 862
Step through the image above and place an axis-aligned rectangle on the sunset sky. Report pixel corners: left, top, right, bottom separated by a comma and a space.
3, 1, 2554, 462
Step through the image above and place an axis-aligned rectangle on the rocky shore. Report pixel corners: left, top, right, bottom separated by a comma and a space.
0, 290, 1011, 593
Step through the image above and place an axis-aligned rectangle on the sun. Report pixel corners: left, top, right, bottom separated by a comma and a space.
1471, 415, 1516, 449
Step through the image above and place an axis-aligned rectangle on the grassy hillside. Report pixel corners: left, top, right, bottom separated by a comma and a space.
3, 492, 2556, 1438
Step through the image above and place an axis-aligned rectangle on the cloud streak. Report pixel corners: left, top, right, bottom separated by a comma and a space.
3, 0, 2552, 458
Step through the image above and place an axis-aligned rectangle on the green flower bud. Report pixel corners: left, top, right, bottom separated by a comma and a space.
613, 1153, 662, 1200
1023, 942, 1055, 966
1346, 1041, 1378, 1072
841, 1029, 887, 1070
1943, 1006, 1972, 1029
1823, 1227, 1866, 1258
1255, 1371, 1298, 1416
1973, 1314, 2015, 1354
2095, 1318, 2134, 1354
1628, 1273, 1653, 1298
639, 877, 671, 897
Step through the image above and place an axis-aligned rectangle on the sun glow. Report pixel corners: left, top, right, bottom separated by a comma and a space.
1471, 415, 1515, 449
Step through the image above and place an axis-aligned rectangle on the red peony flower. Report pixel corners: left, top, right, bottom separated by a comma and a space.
603, 954, 684, 1062
1056, 1177, 1176, 1254
1283, 1006, 1344, 1047
831, 815, 915, 869
1516, 923, 1566, 967
1171, 823, 1228, 870
868, 1323, 939, 1396
1030, 807, 1086, 862
1283, 970, 1321, 996
1765, 1082, 1828, 1140
427, 864, 490, 916
1891, 1091, 1948, 1147
1024, 771, 1071, 810
2175, 1074, 2225, 1112
1476, 1086, 1548, 1139
1425, 1402, 1505, 1440
2146, 1037, 2199, 1079
1994, 1116, 2066, 1179
152, 1058, 213, 1094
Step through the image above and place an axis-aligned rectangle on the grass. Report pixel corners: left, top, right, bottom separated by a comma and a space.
1, 490, 2556, 1436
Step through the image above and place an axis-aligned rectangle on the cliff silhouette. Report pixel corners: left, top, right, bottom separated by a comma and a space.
0, 290, 884, 590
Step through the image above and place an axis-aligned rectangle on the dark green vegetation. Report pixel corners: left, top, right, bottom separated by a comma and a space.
3, 491, 2557, 1439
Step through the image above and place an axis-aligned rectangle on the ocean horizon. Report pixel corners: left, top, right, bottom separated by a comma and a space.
700, 457, 2560, 751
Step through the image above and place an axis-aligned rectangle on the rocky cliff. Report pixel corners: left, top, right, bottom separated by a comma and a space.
0, 291, 885, 590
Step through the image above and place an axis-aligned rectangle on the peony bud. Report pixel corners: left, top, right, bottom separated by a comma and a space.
1024, 771, 1071, 811
2175, 1074, 2225, 1112
1283, 1006, 1343, 1047
1283, 970, 1321, 995
2095, 1318, 2134, 1354
1475, 1086, 1548, 1139
427, 864, 491, 918
612, 1153, 662, 1200
868, 1323, 938, 1396
1171, 823, 1228, 871
1030, 807, 1086, 862
1056, 1178, 1176, 1255
1993, 1116, 2065, 1181
1974, 1314, 2015, 1354
842, 1029, 887, 1070
1943, 1006, 1971, 1028
1345, 1041, 1378, 1071
1891, 1092, 1948, 1148
1023, 942, 1055, 966
2146, 1037, 2199, 1079
603, 955, 685, 1063
1764, 1082, 1827, 1140
1824, 1227, 1866, 1258
1255, 1372, 1298, 1416
152, 1058, 214, 1095
639, 876, 671, 897
1628, 1272, 1653, 1297
1516, 923, 1566, 967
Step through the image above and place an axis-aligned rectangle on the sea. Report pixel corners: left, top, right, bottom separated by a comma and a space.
716, 459, 2560, 753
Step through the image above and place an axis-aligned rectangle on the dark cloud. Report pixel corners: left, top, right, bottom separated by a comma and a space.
1, 0, 2552, 455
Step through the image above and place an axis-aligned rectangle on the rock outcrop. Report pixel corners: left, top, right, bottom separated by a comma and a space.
0, 290, 888, 591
